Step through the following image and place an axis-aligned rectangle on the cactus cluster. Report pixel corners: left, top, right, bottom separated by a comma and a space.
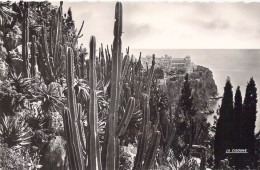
61, 2, 162, 170
38, 2, 65, 84
18, 1, 166, 169
133, 57, 162, 170
20, 2, 65, 84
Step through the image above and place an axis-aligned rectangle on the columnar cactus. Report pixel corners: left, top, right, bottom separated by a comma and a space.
133, 56, 162, 170
79, 52, 85, 79
88, 36, 101, 170
62, 2, 165, 170
105, 2, 122, 170
63, 47, 85, 170
133, 93, 161, 170
30, 35, 38, 78
146, 54, 155, 96
36, 2, 64, 84
117, 97, 136, 137
22, 2, 29, 77
52, 1, 63, 63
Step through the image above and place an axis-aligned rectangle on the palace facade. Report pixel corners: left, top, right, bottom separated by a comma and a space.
142, 55, 194, 73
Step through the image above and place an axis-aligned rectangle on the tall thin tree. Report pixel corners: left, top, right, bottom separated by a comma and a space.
214, 77, 234, 168
178, 74, 197, 155
179, 74, 195, 117
232, 86, 243, 168
242, 77, 258, 168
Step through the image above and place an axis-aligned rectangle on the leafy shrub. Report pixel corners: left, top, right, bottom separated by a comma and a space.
0, 114, 32, 147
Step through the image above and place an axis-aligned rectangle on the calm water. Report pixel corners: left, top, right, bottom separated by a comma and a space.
132, 49, 260, 132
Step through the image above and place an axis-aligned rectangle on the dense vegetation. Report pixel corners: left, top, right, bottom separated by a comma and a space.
0, 1, 258, 170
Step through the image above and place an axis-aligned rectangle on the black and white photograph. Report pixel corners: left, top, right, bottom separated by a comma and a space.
0, 1, 259, 169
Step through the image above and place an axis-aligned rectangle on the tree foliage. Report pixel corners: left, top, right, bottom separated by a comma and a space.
241, 77, 258, 167
214, 78, 233, 168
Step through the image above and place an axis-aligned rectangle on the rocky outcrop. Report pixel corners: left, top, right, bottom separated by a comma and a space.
167, 65, 218, 114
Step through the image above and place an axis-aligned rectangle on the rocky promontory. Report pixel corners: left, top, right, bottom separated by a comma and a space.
166, 65, 218, 115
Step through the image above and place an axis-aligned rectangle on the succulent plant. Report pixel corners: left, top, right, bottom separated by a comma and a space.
0, 114, 32, 147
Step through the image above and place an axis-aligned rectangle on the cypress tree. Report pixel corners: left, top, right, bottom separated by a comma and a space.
233, 86, 243, 142
214, 78, 234, 168
179, 74, 195, 117
178, 74, 196, 155
232, 86, 243, 168
242, 77, 257, 168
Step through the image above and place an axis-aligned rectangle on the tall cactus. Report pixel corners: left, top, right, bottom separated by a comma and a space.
36, 2, 64, 84
106, 2, 122, 170
133, 94, 161, 170
62, 2, 163, 170
53, 1, 63, 63
30, 35, 38, 78
22, 2, 29, 77
117, 97, 135, 137
146, 54, 155, 96
133, 56, 161, 170
88, 36, 101, 170
63, 47, 85, 170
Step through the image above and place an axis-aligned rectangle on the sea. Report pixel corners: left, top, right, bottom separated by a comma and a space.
132, 49, 260, 133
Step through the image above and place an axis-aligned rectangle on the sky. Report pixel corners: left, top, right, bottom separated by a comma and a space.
53, 1, 260, 49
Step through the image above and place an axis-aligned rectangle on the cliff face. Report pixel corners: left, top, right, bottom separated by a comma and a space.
167, 65, 218, 114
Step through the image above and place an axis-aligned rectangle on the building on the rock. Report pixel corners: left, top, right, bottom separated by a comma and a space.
142, 55, 194, 73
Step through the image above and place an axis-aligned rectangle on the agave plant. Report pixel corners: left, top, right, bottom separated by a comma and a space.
161, 150, 199, 170
74, 78, 109, 109
0, 114, 32, 147
31, 82, 64, 113
0, 2, 17, 26
9, 72, 32, 94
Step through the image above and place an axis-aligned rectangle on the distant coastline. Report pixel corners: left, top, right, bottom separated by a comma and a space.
133, 49, 260, 132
